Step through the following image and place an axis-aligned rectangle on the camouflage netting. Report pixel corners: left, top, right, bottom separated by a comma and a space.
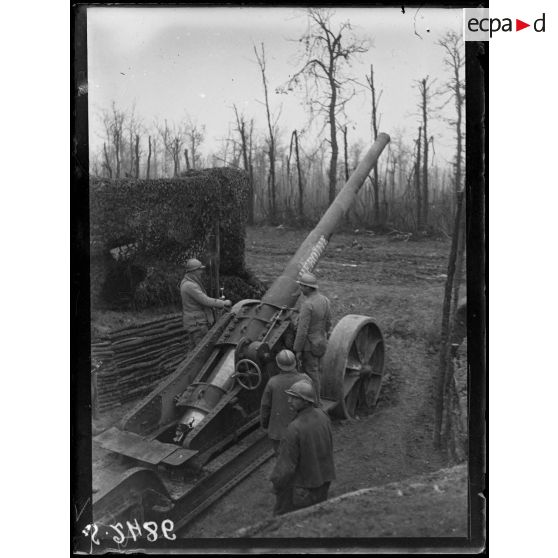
90, 168, 266, 310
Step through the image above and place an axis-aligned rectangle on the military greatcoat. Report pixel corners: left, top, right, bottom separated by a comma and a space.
270, 405, 335, 515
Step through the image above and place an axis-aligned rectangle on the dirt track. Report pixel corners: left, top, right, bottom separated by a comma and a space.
91, 226, 467, 540
178, 226, 467, 538
236, 465, 468, 539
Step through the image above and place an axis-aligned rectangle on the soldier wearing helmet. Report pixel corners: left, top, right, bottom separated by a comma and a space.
269, 379, 336, 515
293, 272, 332, 404
180, 258, 232, 352
260, 350, 311, 456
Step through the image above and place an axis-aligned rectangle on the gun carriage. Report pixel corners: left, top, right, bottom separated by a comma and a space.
93, 134, 390, 533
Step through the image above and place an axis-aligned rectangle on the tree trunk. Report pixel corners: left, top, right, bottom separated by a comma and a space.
152, 139, 158, 178
129, 130, 134, 176
390, 160, 396, 212
233, 105, 254, 225
239, 120, 249, 172
294, 130, 304, 222
382, 148, 391, 223
342, 126, 352, 224
421, 78, 429, 227
368, 65, 381, 225
163, 128, 169, 177
454, 56, 463, 196
248, 120, 255, 225
254, 43, 276, 220
382, 178, 388, 224
173, 139, 180, 177
190, 140, 196, 170
328, 79, 338, 205
343, 126, 349, 181
415, 126, 423, 230
134, 134, 140, 178
442, 360, 466, 461
184, 149, 191, 171
451, 207, 466, 314
434, 189, 465, 449
268, 143, 276, 218
114, 132, 121, 178
146, 136, 152, 179
103, 142, 112, 178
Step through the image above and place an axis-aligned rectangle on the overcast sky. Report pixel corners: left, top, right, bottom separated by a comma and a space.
87, 6, 464, 166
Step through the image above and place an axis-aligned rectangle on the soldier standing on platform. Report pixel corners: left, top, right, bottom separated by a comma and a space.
180, 258, 231, 352
293, 273, 331, 404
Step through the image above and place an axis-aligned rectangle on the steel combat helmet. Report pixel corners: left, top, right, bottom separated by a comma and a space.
285, 380, 316, 404
276, 349, 297, 371
296, 273, 318, 289
185, 258, 206, 272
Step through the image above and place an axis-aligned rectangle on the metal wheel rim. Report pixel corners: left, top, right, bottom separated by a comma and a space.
322, 315, 384, 419
234, 358, 262, 390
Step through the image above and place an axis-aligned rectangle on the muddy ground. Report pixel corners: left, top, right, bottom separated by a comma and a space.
92, 225, 468, 541
236, 464, 468, 539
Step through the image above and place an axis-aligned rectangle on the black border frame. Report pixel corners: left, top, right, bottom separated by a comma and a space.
71, 2, 487, 553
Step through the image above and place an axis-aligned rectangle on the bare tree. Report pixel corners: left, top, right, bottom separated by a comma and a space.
146, 135, 152, 179
293, 130, 304, 222
154, 119, 169, 176
152, 138, 158, 178
213, 125, 236, 167
288, 129, 305, 222
342, 125, 349, 181
434, 188, 465, 452
415, 76, 436, 227
366, 65, 383, 224
99, 109, 114, 178
134, 134, 140, 178
157, 119, 185, 177
439, 32, 467, 362
102, 142, 112, 178
381, 144, 392, 221
126, 105, 139, 176
229, 136, 241, 169
107, 102, 125, 178
233, 105, 249, 173
288, 8, 368, 205
254, 43, 279, 219
438, 31, 465, 195
414, 126, 423, 229
233, 104, 255, 225
185, 119, 206, 170
442, 32, 467, 315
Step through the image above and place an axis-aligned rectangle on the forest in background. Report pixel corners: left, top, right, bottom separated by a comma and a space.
89, 9, 464, 235
88, 8, 470, 468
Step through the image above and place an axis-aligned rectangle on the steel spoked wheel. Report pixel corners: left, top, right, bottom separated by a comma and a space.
233, 359, 262, 390
322, 315, 385, 419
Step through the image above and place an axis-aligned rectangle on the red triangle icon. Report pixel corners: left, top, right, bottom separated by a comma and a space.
516, 19, 530, 31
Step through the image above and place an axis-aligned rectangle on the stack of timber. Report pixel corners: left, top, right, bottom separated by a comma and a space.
91, 315, 186, 412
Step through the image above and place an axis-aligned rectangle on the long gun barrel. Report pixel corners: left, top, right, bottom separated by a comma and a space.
171, 134, 390, 440
94, 135, 391, 527
116, 133, 390, 446
263, 132, 390, 306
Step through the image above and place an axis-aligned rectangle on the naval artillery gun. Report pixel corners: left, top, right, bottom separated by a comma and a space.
93, 133, 390, 531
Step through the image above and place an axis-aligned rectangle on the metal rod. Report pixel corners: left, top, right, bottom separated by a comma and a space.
263, 133, 390, 306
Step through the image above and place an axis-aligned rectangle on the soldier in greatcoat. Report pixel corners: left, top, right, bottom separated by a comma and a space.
180, 258, 231, 352
293, 273, 331, 404
260, 350, 311, 456
269, 379, 336, 516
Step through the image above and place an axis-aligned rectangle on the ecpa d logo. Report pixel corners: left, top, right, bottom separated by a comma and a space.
464, 9, 546, 40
